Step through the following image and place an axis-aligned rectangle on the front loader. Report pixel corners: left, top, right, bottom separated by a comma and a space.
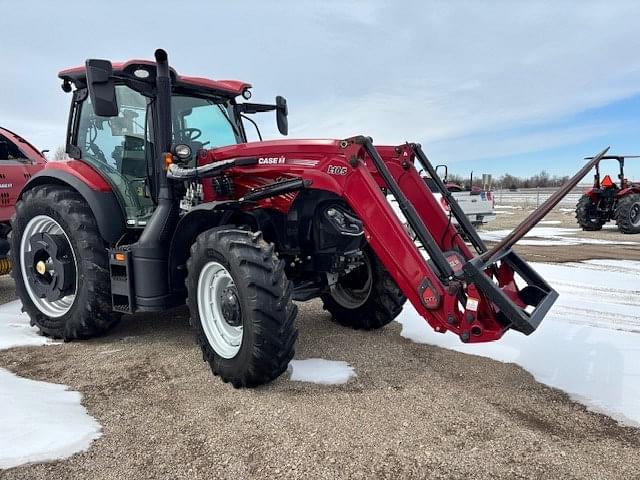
10, 49, 606, 387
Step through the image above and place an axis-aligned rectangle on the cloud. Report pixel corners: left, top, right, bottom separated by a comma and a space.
1, 1, 639, 166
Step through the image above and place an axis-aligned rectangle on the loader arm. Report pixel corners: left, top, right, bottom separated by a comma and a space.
198, 137, 605, 343
337, 136, 609, 343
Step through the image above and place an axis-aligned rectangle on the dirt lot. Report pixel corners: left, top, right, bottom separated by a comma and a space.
1, 206, 639, 479
491, 207, 640, 263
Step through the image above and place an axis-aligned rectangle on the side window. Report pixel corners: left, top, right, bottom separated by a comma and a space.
0, 135, 26, 161
75, 85, 155, 224
77, 85, 149, 177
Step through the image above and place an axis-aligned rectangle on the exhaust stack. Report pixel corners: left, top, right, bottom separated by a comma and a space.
129, 49, 180, 310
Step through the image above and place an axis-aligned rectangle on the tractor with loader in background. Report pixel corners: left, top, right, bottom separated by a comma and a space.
575, 155, 640, 233
0, 127, 47, 275
9, 49, 609, 387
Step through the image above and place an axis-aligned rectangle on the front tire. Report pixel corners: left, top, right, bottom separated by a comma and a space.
575, 194, 604, 231
321, 248, 406, 330
10, 185, 120, 339
186, 228, 297, 388
616, 193, 640, 234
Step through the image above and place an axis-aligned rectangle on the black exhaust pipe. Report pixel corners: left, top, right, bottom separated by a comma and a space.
130, 49, 180, 310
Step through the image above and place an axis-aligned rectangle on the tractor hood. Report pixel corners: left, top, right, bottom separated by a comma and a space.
198, 139, 346, 165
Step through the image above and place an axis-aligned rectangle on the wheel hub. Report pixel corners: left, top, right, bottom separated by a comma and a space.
330, 253, 373, 309
35, 260, 46, 275
220, 286, 242, 327
24, 232, 76, 302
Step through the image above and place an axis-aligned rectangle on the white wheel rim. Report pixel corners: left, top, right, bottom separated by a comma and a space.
20, 215, 78, 318
630, 202, 640, 227
197, 261, 243, 359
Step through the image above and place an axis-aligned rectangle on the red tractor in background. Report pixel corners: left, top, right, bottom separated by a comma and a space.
0, 127, 47, 275
9, 50, 606, 387
576, 155, 640, 233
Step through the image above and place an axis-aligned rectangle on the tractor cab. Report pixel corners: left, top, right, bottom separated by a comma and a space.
58, 60, 287, 227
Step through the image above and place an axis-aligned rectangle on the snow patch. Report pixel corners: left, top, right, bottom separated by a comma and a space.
0, 301, 54, 350
289, 358, 356, 385
0, 300, 101, 469
0, 370, 102, 469
396, 260, 640, 426
539, 220, 561, 225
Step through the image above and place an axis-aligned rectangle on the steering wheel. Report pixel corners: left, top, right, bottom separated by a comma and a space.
175, 127, 202, 142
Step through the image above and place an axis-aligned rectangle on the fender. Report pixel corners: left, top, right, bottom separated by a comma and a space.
20, 166, 126, 243
617, 186, 640, 198
167, 201, 243, 291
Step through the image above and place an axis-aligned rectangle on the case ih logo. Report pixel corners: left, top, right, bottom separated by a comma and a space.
327, 165, 348, 176
258, 156, 286, 165
0, 183, 13, 189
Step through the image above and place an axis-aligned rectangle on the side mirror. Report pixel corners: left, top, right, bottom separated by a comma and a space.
86, 59, 118, 117
276, 96, 288, 136
435, 164, 448, 182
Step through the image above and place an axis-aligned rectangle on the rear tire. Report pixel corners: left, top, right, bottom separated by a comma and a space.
575, 194, 604, 231
321, 248, 406, 330
10, 185, 120, 339
615, 193, 640, 234
186, 228, 298, 387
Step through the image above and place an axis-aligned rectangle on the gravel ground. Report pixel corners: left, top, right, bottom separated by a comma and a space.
1, 209, 640, 479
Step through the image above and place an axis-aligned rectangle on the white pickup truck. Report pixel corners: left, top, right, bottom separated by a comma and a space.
423, 177, 496, 227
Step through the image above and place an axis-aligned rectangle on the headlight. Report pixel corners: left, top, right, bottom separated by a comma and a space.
242, 88, 252, 100
174, 144, 192, 160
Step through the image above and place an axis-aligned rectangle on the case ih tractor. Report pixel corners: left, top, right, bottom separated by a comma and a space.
10, 50, 606, 387
0, 127, 47, 275
575, 155, 640, 233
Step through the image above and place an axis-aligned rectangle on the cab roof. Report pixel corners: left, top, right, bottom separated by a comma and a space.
58, 59, 251, 97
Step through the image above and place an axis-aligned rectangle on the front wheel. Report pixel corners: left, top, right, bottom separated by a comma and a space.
616, 193, 640, 234
575, 194, 604, 231
10, 185, 120, 339
321, 248, 406, 330
186, 228, 298, 388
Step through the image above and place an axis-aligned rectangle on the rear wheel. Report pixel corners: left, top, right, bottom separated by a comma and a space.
575, 194, 604, 231
321, 248, 406, 330
10, 185, 120, 339
186, 228, 297, 387
616, 193, 640, 234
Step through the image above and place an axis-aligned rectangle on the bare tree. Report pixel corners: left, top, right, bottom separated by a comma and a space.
52, 146, 69, 161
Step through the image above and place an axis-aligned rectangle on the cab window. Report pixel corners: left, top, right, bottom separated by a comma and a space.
76, 85, 154, 224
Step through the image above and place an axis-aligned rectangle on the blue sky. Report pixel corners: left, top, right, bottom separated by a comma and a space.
1, 0, 639, 179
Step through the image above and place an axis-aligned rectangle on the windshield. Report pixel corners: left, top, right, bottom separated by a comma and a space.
171, 95, 239, 160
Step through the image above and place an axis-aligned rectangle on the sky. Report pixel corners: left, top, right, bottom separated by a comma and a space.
1, 0, 639, 179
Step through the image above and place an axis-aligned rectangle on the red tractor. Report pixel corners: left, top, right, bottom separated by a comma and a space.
9, 50, 604, 387
0, 127, 47, 275
576, 155, 640, 233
